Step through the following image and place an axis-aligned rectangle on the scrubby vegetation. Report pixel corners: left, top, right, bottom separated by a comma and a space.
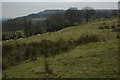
2, 31, 24, 41
2, 34, 101, 69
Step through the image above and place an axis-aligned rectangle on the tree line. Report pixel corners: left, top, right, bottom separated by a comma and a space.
2, 7, 118, 40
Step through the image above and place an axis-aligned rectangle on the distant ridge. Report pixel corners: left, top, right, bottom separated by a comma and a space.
14, 9, 65, 20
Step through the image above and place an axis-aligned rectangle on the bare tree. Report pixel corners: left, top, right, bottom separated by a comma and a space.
82, 7, 95, 22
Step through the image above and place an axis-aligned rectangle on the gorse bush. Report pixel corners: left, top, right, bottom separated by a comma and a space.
2, 34, 101, 69
2, 44, 25, 69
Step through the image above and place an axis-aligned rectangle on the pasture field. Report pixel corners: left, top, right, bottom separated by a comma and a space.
2, 18, 119, 78
2, 18, 118, 45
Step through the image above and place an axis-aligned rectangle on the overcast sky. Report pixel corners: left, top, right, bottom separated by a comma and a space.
1, 0, 119, 2
1, 1, 119, 19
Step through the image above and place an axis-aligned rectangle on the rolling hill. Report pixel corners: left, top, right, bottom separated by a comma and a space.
2, 17, 119, 78
15, 10, 65, 20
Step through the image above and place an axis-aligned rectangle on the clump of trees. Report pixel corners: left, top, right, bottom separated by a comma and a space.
2, 31, 24, 40
65, 7, 82, 25
24, 26, 47, 37
45, 13, 67, 32
82, 7, 95, 22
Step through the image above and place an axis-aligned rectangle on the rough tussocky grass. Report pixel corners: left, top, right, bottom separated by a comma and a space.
2, 17, 118, 78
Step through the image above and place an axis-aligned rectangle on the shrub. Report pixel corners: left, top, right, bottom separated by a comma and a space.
2, 58, 10, 70
30, 47, 37, 60
24, 46, 29, 60
104, 25, 110, 29
2, 45, 12, 57
102, 22, 106, 25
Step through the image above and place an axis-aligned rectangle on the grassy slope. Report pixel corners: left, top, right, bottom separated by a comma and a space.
3, 18, 118, 78
47, 40, 118, 78
2, 18, 117, 45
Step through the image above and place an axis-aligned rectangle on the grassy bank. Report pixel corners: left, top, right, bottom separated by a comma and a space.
3, 39, 118, 78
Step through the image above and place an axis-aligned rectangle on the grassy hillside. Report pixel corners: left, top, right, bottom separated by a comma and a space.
2, 18, 117, 45
2, 18, 119, 78
3, 40, 118, 78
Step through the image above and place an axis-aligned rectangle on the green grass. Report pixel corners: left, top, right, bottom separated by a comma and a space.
3, 39, 118, 78
47, 40, 118, 78
3, 58, 46, 78
2, 18, 117, 45
2, 18, 118, 78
